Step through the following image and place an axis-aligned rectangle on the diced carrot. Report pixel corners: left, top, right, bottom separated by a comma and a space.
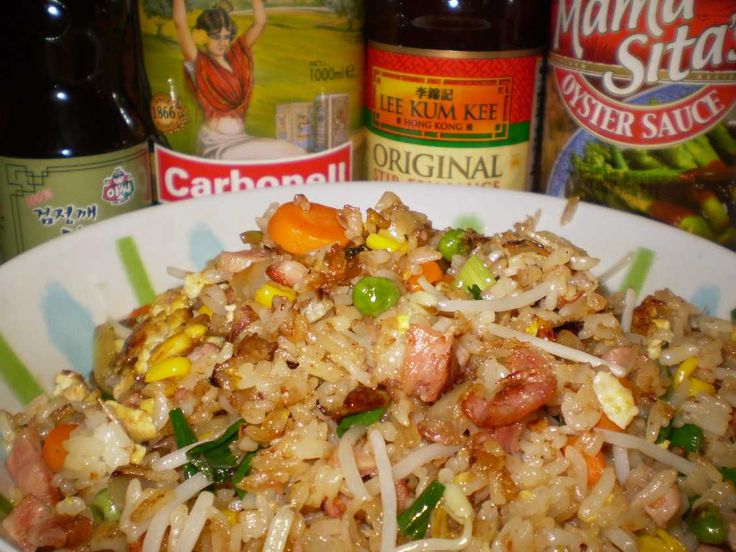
407, 261, 444, 291
596, 413, 623, 432
126, 304, 150, 320
567, 435, 607, 486
267, 201, 349, 255
584, 450, 606, 486
42, 423, 78, 472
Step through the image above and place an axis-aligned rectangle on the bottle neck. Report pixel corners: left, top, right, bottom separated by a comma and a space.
366, 0, 549, 52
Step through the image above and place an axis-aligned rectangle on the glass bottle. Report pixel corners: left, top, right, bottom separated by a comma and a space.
364, 0, 548, 189
0, 0, 152, 261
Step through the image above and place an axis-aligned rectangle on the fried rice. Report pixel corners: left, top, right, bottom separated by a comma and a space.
1, 191, 735, 552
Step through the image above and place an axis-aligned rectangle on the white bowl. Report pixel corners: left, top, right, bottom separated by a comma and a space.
0, 181, 734, 550
1, 182, 734, 412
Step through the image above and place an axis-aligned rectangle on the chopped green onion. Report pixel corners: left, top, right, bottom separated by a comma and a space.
170, 408, 197, 448
352, 277, 400, 317
336, 407, 388, 438
669, 423, 704, 453
720, 467, 736, 485
454, 254, 494, 297
188, 419, 244, 483
687, 502, 728, 545
169, 408, 198, 478
232, 449, 260, 498
655, 424, 672, 444
438, 229, 468, 261
91, 488, 121, 522
467, 284, 482, 300
0, 493, 12, 519
397, 480, 445, 540
345, 245, 366, 260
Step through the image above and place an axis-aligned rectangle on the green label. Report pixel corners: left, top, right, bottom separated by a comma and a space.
0, 143, 152, 261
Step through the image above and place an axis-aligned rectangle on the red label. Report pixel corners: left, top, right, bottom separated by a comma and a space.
154, 143, 352, 203
550, 0, 736, 147
366, 46, 541, 130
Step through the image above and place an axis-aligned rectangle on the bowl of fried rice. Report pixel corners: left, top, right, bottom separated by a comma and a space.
0, 183, 734, 552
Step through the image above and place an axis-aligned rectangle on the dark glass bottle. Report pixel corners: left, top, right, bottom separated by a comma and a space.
364, 0, 548, 189
0, 0, 152, 260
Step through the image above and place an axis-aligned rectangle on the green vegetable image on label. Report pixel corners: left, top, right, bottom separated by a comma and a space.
0, 144, 151, 261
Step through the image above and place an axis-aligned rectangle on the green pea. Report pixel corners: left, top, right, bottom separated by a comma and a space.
353, 276, 400, 317
687, 503, 728, 545
669, 423, 704, 453
438, 229, 468, 261
91, 488, 121, 522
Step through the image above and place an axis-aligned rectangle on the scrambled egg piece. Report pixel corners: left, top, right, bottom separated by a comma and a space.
53, 371, 92, 402
105, 400, 157, 441
593, 371, 639, 429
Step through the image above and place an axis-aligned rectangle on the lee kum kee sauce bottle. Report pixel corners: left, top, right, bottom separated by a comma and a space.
365, 0, 548, 189
0, 0, 152, 261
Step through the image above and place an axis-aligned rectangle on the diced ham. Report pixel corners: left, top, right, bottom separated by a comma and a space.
266, 260, 307, 287
491, 421, 526, 454
400, 325, 454, 402
6, 429, 60, 504
462, 348, 556, 428
322, 494, 348, 518
643, 484, 680, 527
395, 479, 411, 512
2, 496, 67, 552
216, 249, 270, 274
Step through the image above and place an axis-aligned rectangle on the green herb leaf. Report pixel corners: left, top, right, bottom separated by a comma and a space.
336, 407, 388, 437
397, 480, 445, 540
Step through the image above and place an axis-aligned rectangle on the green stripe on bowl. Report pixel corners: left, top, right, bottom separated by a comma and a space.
619, 247, 654, 296
116, 237, 156, 306
0, 334, 44, 403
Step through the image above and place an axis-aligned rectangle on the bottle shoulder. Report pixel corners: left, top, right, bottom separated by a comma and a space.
365, 0, 549, 52
0, 83, 148, 158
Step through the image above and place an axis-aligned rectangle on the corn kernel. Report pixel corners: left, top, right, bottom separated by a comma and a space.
525, 319, 539, 336
453, 471, 472, 485
366, 230, 407, 253
139, 398, 155, 415
184, 323, 207, 340
131, 444, 147, 464
430, 505, 448, 538
638, 535, 667, 552
638, 530, 687, 552
198, 305, 213, 317
396, 314, 410, 331
688, 377, 716, 397
655, 530, 687, 552
254, 283, 297, 308
221, 509, 238, 526
149, 331, 193, 365
674, 357, 698, 386
145, 356, 191, 383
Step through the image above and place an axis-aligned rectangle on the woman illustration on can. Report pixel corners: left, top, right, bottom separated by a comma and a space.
172, 0, 305, 160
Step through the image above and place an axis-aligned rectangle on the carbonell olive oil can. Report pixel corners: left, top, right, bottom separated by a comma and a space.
542, 0, 736, 249
138, 0, 364, 201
